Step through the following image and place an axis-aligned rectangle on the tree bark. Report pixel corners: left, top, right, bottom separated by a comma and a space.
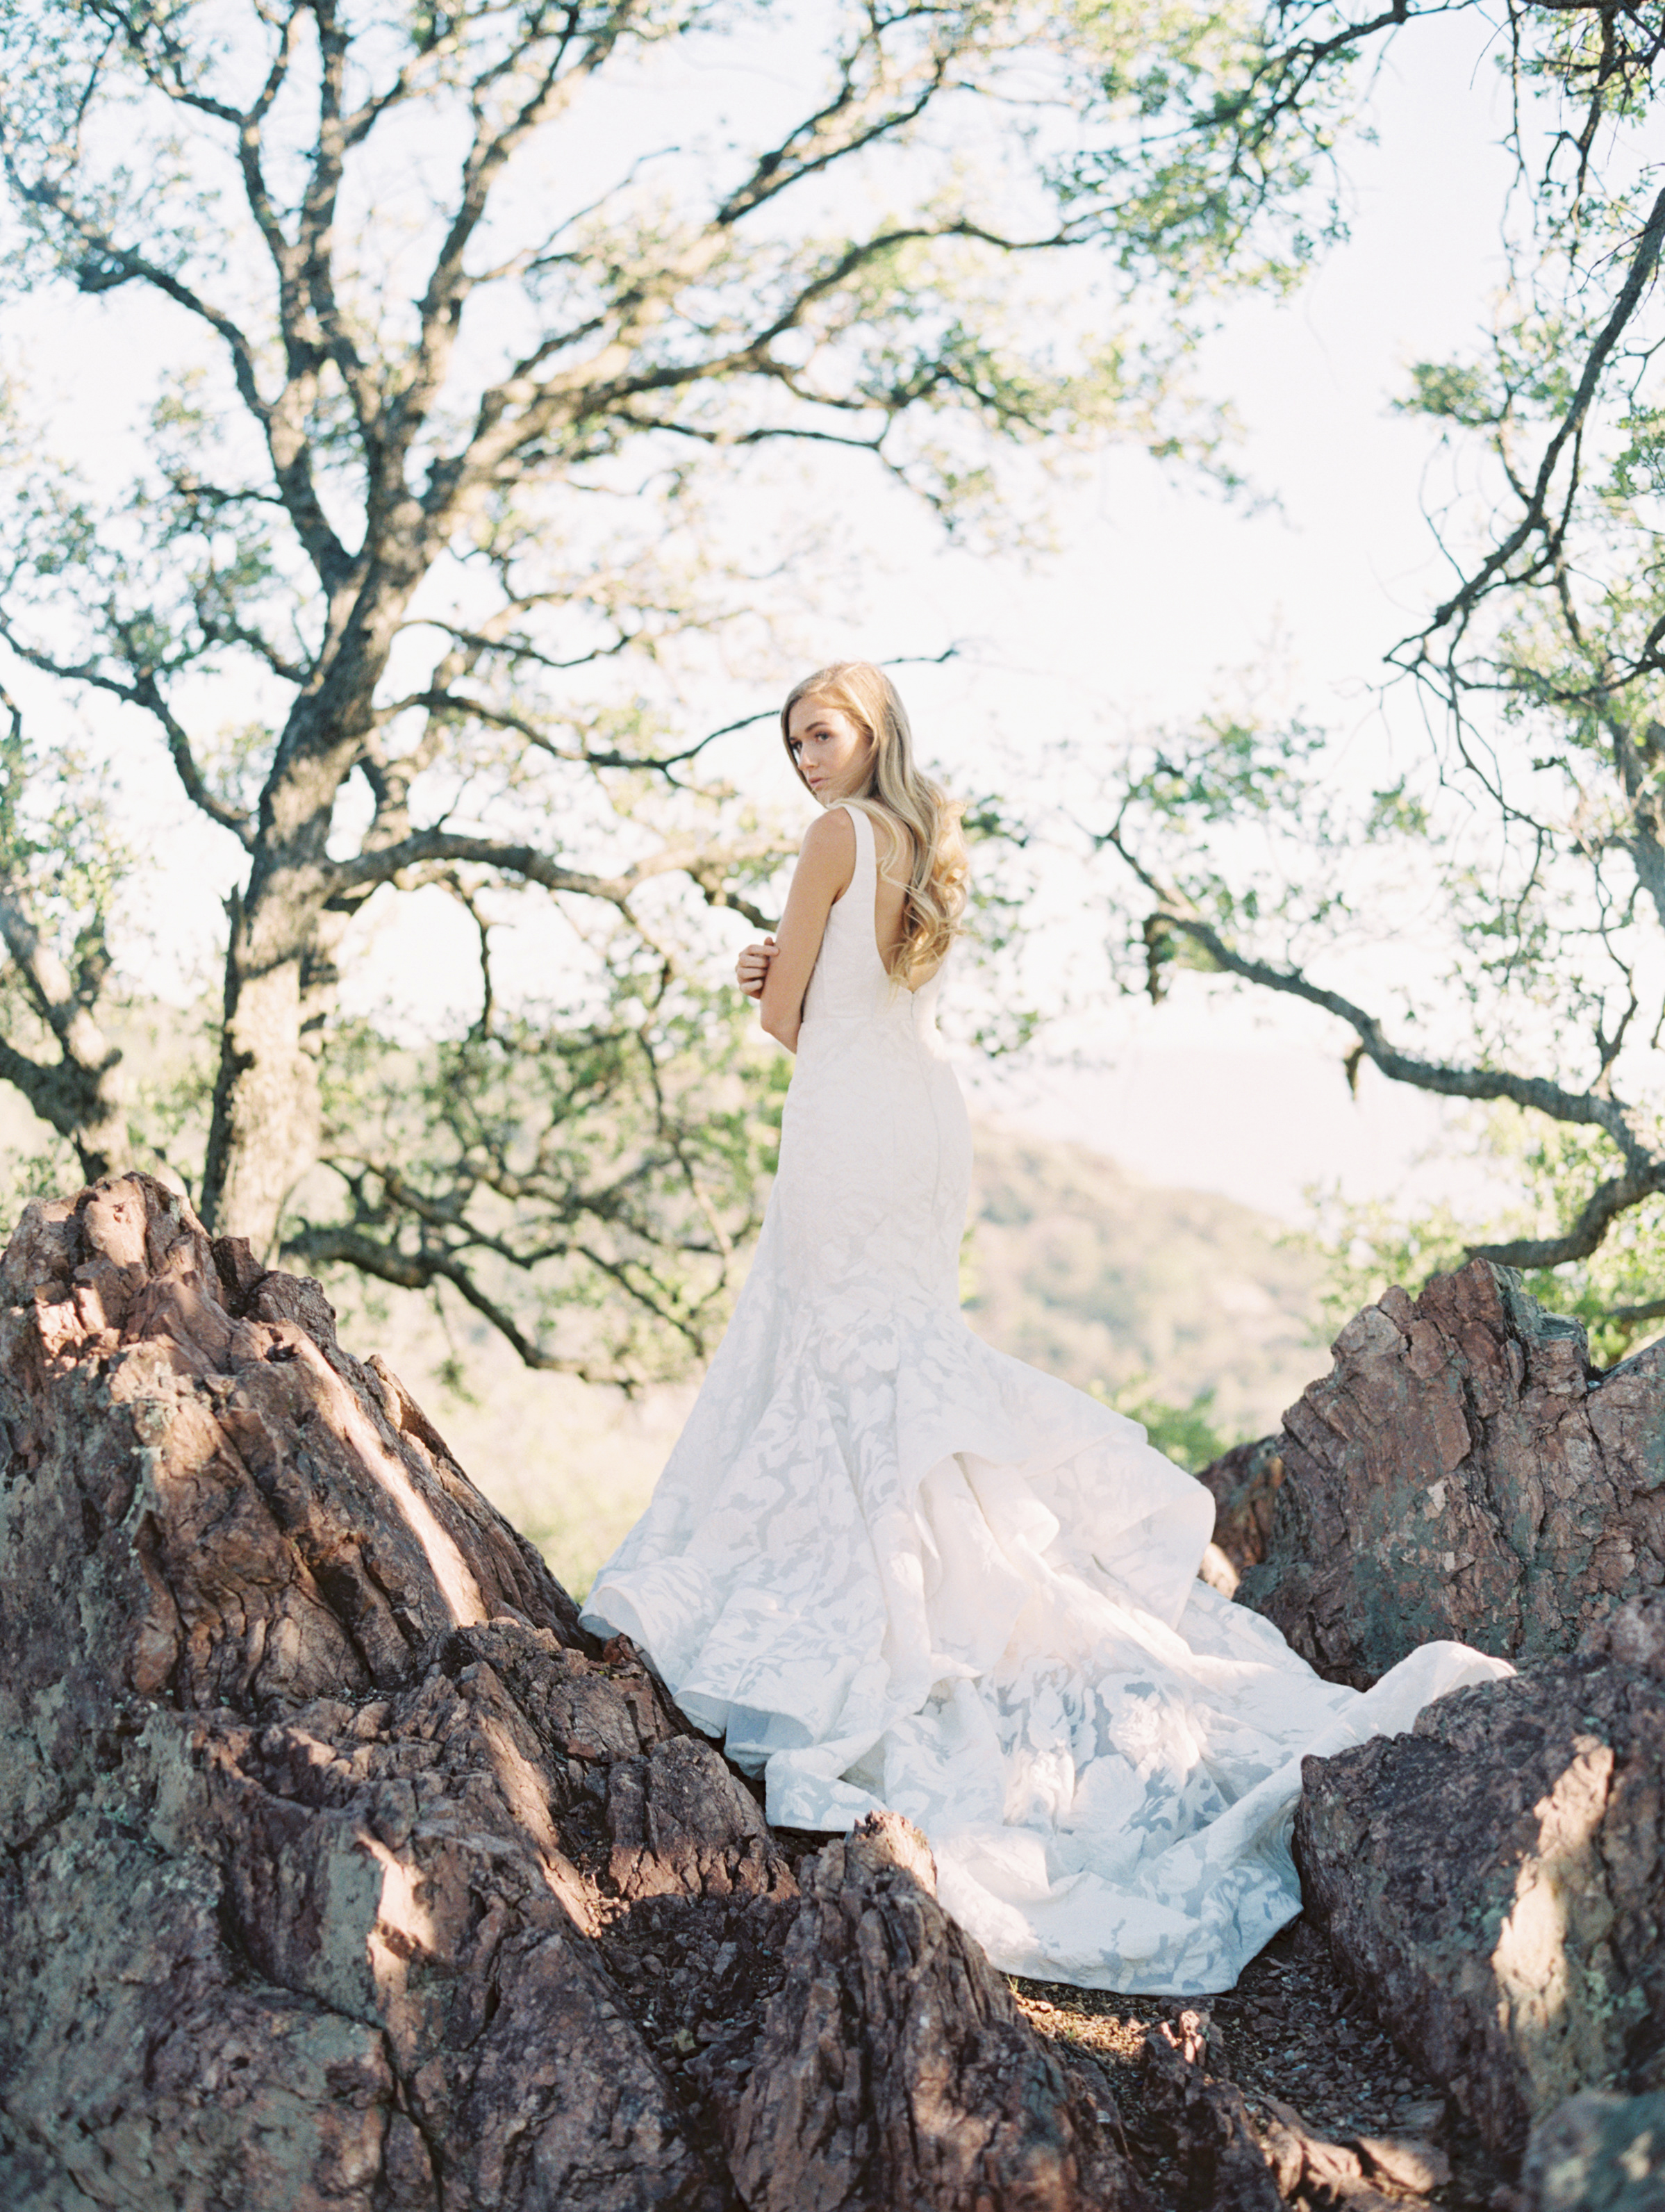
199, 580, 410, 1248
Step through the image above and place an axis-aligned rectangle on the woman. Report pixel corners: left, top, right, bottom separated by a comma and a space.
581, 661, 1506, 1996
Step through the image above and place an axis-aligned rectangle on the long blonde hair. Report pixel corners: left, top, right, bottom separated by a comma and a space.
781, 661, 968, 988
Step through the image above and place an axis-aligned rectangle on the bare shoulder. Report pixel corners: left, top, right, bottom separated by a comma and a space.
797, 806, 856, 877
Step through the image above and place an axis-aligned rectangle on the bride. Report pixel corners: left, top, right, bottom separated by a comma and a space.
581, 661, 1507, 1996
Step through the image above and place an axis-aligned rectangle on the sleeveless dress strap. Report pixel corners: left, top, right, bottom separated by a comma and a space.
838, 801, 877, 889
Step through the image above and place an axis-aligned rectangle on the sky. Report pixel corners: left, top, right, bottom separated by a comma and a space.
0, 3, 1525, 1228
757, 1, 1522, 1219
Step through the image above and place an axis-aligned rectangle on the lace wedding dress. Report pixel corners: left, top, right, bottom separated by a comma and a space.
581, 803, 1508, 1995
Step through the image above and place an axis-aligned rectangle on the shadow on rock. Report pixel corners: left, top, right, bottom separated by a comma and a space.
0, 1174, 1149, 2212
1236, 1260, 1665, 1687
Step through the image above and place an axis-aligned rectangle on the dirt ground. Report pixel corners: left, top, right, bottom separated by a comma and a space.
1011, 1915, 1513, 2211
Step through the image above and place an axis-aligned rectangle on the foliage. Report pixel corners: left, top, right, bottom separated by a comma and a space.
295, 966, 788, 1383
1079, 0, 1665, 1340
0, 682, 133, 1173
1092, 1372, 1236, 1470
1307, 1105, 1665, 1367
0, 0, 1372, 1376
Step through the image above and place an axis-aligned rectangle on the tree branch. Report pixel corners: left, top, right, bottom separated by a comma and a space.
1405, 179, 1665, 650
281, 1223, 619, 1378
0, 629, 254, 845
1098, 820, 1657, 1170
329, 825, 788, 905
0, 814, 128, 1175
1464, 1163, 1662, 1270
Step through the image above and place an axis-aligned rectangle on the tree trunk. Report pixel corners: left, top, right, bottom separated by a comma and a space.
201, 893, 323, 1255
200, 582, 408, 1251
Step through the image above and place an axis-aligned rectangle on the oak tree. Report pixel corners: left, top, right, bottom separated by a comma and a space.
0, 0, 1335, 1375
1092, 0, 1665, 1348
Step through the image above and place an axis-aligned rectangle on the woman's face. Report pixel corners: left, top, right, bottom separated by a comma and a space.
786, 695, 875, 803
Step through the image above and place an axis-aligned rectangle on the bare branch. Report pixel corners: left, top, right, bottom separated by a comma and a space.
0, 1031, 115, 1166
1466, 1166, 1661, 1269
0, 629, 254, 845
1097, 818, 1658, 1169
328, 825, 788, 905
0, 696, 129, 1175
1403, 179, 1665, 654
282, 1223, 624, 1379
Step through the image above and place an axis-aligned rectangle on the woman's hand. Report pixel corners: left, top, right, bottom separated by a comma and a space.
736, 937, 777, 1000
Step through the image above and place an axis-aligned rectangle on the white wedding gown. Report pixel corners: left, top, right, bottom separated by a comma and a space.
581, 804, 1509, 1995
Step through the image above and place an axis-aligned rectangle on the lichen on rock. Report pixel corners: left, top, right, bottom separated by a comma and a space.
0, 1174, 1145, 2212
1237, 1259, 1665, 1687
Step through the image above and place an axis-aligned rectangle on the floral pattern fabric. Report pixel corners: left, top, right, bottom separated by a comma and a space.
582, 804, 1510, 1995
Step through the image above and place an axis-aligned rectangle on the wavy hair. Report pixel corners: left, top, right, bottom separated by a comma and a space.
780, 661, 968, 989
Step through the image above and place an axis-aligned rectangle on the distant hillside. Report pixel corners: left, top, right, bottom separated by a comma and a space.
963, 1121, 1323, 1437
350, 1118, 1325, 1596
0, 1094, 1325, 1593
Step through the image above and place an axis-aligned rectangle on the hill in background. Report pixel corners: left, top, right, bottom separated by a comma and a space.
356, 1119, 1325, 1597
963, 1121, 1323, 1438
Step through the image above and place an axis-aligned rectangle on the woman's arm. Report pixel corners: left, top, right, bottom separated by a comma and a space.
757, 809, 855, 1053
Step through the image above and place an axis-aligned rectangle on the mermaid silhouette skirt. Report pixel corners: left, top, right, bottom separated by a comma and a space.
581, 805, 1507, 1994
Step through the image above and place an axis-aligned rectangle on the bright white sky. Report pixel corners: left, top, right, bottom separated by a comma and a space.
772, 3, 1520, 1219
943, 8, 1518, 1216
2, 6, 1522, 1225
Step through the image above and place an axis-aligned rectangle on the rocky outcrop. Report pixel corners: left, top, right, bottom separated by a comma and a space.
1238, 1260, 1665, 1687
1131, 2011, 1282, 2211
1127, 2007, 1456, 2212
727, 1813, 1148, 2212
1523, 2088, 1665, 2211
1196, 1435, 1284, 1578
1292, 1595, 1665, 2165
0, 1175, 1148, 2212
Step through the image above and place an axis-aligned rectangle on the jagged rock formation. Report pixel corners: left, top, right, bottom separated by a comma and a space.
0, 1175, 1148, 2212
1293, 1594, 1665, 2165
1522, 2088, 1665, 2211
1131, 2011, 1282, 2212
724, 1815, 1152, 2211
1195, 1435, 1284, 1578
1237, 1260, 1665, 1687
1127, 2006, 1453, 2212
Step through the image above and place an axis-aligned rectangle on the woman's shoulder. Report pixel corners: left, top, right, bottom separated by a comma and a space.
800, 804, 857, 855
795, 804, 858, 888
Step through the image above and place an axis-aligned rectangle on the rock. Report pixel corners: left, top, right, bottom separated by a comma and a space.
1351, 2130, 1451, 2193
1293, 1599, 1665, 2164
1199, 1540, 1242, 1598
1238, 1260, 1665, 1687
606, 1735, 793, 1904
1128, 2013, 1438, 2212
0, 1173, 1151, 2211
1521, 2089, 1665, 2211
1196, 1435, 1285, 1577
1133, 2011, 1284, 2211
1251, 2097, 1407, 2211
727, 1810, 1154, 2211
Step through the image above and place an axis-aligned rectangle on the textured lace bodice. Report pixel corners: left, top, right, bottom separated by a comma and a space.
582, 803, 1509, 1994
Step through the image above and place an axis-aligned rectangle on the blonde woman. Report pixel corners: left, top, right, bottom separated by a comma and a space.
581, 663, 1506, 1996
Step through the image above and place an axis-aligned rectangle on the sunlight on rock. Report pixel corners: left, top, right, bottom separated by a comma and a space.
361, 1833, 441, 2016
1491, 1736, 1618, 2115
315, 1355, 490, 1630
